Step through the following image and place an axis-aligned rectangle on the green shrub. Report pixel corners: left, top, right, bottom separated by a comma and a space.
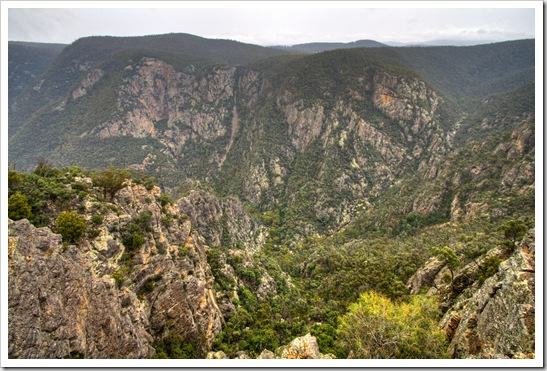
499, 219, 527, 246
8, 193, 33, 221
477, 255, 502, 284
338, 291, 448, 359
161, 215, 173, 228
91, 215, 104, 225
159, 193, 172, 207
92, 166, 130, 200
88, 228, 101, 238
56, 211, 87, 243
133, 210, 153, 232
153, 334, 200, 359
112, 266, 129, 288
122, 232, 145, 252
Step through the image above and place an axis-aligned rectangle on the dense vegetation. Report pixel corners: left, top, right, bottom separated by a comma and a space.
7, 35, 535, 359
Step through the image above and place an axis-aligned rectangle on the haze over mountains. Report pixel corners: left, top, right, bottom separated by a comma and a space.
7, 33, 536, 361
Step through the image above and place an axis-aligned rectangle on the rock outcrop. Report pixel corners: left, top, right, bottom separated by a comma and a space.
8, 218, 153, 358
176, 189, 267, 253
8, 179, 224, 358
440, 230, 535, 359
205, 333, 335, 360
408, 229, 535, 359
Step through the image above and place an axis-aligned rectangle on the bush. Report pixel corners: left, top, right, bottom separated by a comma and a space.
499, 219, 527, 246
8, 193, 33, 221
91, 215, 104, 225
92, 166, 130, 200
122, 232, 145, 252
159, 193, 172, 207
338, 291, 448, 359
133, 210, 153, 232
56, 211, 87, 243
153, 334, 200, 359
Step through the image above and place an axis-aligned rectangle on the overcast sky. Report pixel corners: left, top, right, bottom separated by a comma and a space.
6, 2, 537, 46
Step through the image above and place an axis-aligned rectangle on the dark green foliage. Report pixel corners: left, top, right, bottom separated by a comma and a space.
8, 193, 33, 221
133, 210, 153, 232
91, 215, 103, 225
8, 169, 22, 195
122, 232, 144, 253
111, 266, 129, 289
432, 246, 460, 285
56, 211, 87, 243
476, 256, 503, 284
33, 157, 59, 177
153, 334, 201, 359
159, 193, 172, 207
92, 166, 130, 200
499, 219, 528, 246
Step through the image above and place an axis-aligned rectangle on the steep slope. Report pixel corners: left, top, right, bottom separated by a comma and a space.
9, 44, 456, 238
7, 34, 537, 360
8, 170, 224, 358
8, 41, 66, 105
8, 34, 292, 138
408, 229, 535, 359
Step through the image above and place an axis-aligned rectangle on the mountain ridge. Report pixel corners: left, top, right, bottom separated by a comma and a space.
7, 32, 536, 360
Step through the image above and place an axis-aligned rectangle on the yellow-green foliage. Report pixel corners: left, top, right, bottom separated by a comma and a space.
56, 211, 87, 243
338, 291, 448, 359
8, 193, 33, 221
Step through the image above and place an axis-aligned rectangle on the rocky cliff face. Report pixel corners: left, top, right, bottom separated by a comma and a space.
8, 218, 153, 359
176, 189, 267, 253
8, 179, 224, 358
441, 230, 535, 359
61, 54, 449, 237
407, 229, 535, 359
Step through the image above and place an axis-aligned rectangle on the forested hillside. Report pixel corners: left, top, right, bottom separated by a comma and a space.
7, 34, 536, 360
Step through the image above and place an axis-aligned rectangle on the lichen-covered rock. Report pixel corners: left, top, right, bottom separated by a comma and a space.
258, 349, 275, 359
206, 351, 228, 359
207, 334, 335, 359
176, 189, 267, 253
8, 219, 153, 359
280, 333, 322, 359
8, 181, 224, 358
407, 257, 446, 295
440, 229, 535, 359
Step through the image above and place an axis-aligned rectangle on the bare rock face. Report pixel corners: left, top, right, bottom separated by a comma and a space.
177, 189, 267, 253
407, 257, 446, 295
440, 230, 535, 359
280, 333, 322, 359
8, 180, 224, 359
8, 219, 153, 359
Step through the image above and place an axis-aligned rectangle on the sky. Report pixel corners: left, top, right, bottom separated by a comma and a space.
5, 2, 537, 46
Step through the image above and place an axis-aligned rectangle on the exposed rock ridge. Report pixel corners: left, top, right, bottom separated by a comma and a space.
8, 218, 153, 359
409, 229, 535, 359
8, 180, 225, 358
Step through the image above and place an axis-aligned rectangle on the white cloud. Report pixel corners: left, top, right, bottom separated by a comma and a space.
7, 4, 536, 46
